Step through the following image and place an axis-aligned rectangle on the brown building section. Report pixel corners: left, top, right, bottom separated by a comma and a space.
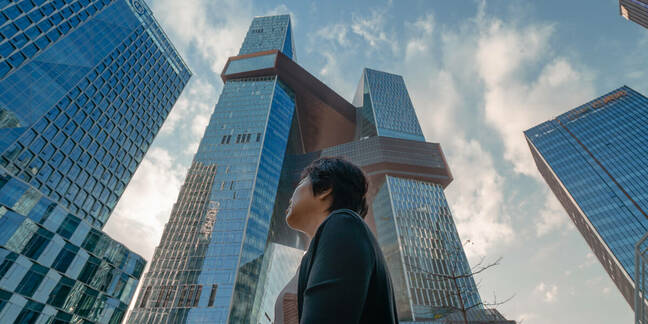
526, 137, 636, 309
620, 0, 648, 30
222, 50, 357, 153
267, 135, 453, 252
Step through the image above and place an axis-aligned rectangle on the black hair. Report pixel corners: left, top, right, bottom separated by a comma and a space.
300, 157, 369, 218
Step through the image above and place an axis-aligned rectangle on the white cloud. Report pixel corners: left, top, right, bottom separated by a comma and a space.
443, 138, 514, 258
310, 45, 355, 99
536, 192, 568, 236
579, 252, 597, 270
316, 23, 350, 47
350, 8, 398, 54
191, 112, 210, 138
404, 13, 434, 60
160, 78, 215, 135
400, 12, 514, 258
103, 148, 186, 259
475, 18, 596, 177
148, 0, 252, 74
160, 95, 189, 135
184, 141, 200, 156
518, 313, 538, 322
535, 282, 559, 303
265, 4, 298, 28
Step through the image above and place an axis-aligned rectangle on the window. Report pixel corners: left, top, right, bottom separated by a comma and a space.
0, 288, 10, 314
51, 311, 72, 324
139, 286, 151, 308
0, 252, 17, 280
177, 285, 188, 307
57, 214, 80, 239
82, 229, 101, 252
208, 284, 218, 307
77, 256, 100, 284
13, 301, 43, 324
1, 23, 19, 39
52, 243, 78, 273
75, 286, 99, 317
193, 285, 202, 307
154, 286, 166, 307
47, 277, 75, 307
16, 263, 48, 297
162, 285, 173, 307
22, 228, 53, 260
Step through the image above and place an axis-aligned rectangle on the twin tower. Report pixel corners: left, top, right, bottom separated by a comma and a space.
129, 15, 489, 324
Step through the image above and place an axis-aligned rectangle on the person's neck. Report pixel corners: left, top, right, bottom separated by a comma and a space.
303, 209, 329, 241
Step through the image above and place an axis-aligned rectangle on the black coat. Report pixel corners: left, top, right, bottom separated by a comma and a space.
297, 209, 399, 323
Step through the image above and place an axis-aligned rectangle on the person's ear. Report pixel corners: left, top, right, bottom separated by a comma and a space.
316, 188, 333, 202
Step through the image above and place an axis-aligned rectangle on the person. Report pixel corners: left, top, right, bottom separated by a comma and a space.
274, 157, 399, 324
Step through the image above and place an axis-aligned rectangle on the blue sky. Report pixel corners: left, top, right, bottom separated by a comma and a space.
104, 0, 648, 322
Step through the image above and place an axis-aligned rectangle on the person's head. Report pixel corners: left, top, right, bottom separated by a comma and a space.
285, 157, 368, 236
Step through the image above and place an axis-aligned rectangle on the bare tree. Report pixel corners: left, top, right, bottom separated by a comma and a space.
405, 233, 514, 324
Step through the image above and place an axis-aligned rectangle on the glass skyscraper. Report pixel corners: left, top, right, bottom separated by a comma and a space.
525, 86, 648, 313
619, 0, 648, 30
0, 0, 191, 323
129, 14, 487, 323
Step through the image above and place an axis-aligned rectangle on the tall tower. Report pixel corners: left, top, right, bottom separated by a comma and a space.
619, 0, 648, 30
0, 0, 191, 323
525, 86, 648, 312
130, 14, 487, 324
127, 15, 302, 324
336, 68, 482, 320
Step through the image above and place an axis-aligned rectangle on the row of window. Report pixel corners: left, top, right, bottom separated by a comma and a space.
219, 132, 262, 145
0, 0, 114, 78
138, 284, 218, 309
0, 293, 82, 324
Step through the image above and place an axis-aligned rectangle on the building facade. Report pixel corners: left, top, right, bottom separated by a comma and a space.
525, 86, 648, 312
620, 0, 648, 30
129, 14, 488, 324
0, 0, 191, 322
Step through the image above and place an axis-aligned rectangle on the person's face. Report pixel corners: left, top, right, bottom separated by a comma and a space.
285, 176, 330, 232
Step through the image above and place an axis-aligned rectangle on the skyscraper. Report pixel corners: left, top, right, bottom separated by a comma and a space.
129, 14, 487, 323
619, 0, 648, 30
0, 0, 191, 322
525, 86, 648, 312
